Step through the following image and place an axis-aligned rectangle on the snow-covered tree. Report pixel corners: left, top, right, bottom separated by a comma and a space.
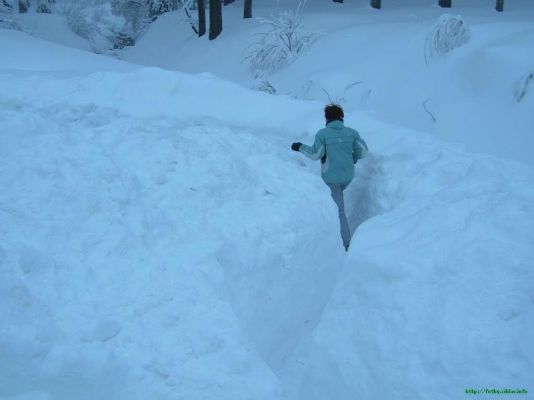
424, 14, 470, 65
245, 1, 316, 78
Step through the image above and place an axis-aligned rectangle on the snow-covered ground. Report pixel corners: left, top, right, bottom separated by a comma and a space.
121, 0, 534, 166
1, 2, 534, 399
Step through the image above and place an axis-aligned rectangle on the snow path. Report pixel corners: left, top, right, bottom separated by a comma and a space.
280, 116, 534, 400
2, 30, 534, 400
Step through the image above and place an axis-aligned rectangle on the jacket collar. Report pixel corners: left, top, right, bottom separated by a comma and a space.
326, 119, 344, 129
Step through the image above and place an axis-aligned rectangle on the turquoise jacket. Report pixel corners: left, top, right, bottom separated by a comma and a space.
299, 120, 368, 184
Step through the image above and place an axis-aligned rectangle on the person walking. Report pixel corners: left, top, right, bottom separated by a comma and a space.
291, 104, 368, 251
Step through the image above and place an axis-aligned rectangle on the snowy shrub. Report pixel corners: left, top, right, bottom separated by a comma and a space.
0, 0, 13, 13
66, 3, 126, 53
320, 81, 362, 105
113, 31, 135, 48
245, 0, 316, 78
112, 0, 150, 38
289, 80, 364, 103
252, 80, 277, 95
148, 0, 179, 19
36, 0, 54, 14
425, 14, 470, 64
514, 72, 533, 103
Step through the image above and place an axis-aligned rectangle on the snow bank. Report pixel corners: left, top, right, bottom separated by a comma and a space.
0, 66, 322, 132
0, 30, 132, 73
8, 13, 91, 51
0, 31, 347, 400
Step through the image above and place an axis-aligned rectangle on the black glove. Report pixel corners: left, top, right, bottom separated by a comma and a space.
291, 142, 302, 152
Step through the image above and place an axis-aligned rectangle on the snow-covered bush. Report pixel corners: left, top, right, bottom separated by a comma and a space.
148, 0, 179, 19
112, 0, 150, 38
514, 72, 533, 103
1, 0, 13, 13
113, 31, 135, 48
252, 80, 277, 94
245, 0, 316, 78
425, 14, 470, 64
35, 0, 54, 13
65, 3, 126, 53
60, 0, 171, 52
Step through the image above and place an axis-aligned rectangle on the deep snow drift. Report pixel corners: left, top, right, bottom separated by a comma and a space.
1, 30, 345, 400
2, 7, 534, 400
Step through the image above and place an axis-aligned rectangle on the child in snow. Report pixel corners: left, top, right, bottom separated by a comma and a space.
291, 104, 368, 251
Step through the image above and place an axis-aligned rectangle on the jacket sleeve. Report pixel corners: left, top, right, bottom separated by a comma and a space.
299, 131, 325, 161
352, 130, 369, 163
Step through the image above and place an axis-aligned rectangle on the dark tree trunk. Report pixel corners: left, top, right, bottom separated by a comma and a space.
223, 0, 234, 5
198, 0, 206, 36
496, 0, 504, 12
333, 0, 343, 3
209, 0, 222, 40
243, 0, 252, 18
439, 0, 451, 8
370, 0, 381, 9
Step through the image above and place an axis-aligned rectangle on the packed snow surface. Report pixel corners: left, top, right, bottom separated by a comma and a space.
1, 3, 534, 400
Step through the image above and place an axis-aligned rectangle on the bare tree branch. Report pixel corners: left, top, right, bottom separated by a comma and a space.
423, 99, 437, 123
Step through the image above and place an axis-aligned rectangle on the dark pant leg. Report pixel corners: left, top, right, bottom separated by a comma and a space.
328, 183, 351, 247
